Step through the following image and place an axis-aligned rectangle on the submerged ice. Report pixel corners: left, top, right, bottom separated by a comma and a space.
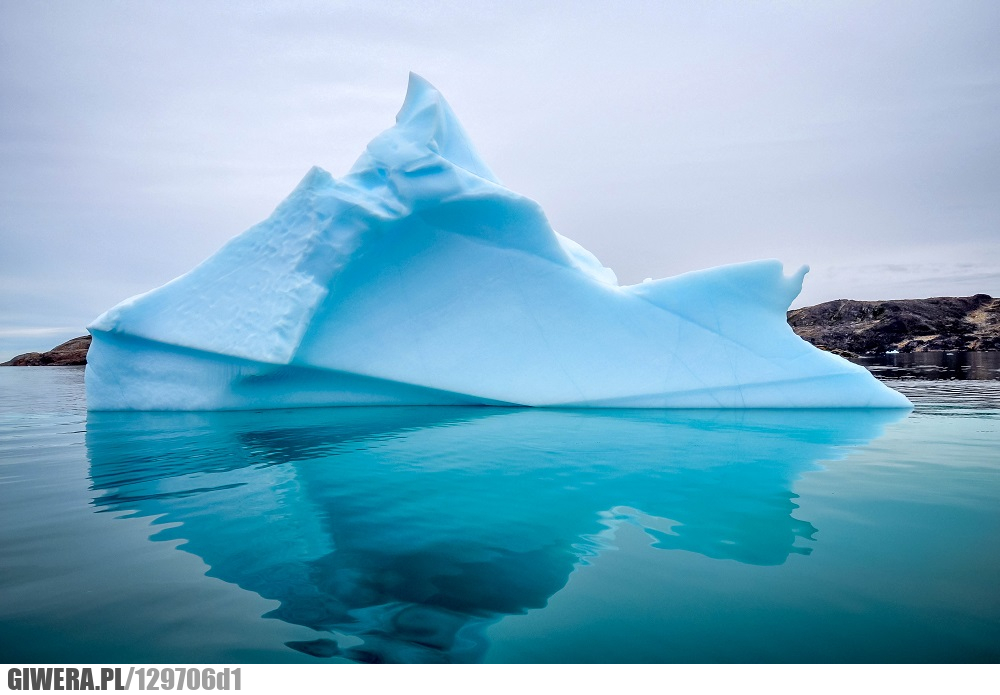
86, 74, 910, 410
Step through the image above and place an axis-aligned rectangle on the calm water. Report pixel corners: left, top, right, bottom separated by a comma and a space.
1, 367, 998, 663
849, 350, 1000, 381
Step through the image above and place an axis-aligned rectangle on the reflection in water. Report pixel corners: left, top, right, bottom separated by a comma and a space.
852, 350, 1000, 380
86, 407, 905, 663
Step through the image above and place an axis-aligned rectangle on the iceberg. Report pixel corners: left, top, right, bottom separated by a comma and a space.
85, 74, 910, 411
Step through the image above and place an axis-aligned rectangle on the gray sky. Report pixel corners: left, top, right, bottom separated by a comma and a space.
2, 0, 999, 360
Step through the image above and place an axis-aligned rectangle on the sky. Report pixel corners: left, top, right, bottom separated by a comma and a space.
1, 0, 999, 360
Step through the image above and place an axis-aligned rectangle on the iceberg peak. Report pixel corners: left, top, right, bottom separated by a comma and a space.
85, 75, 911, 411
383, 72, 499, 183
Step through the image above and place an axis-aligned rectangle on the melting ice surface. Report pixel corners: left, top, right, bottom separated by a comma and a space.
86, 74, 909, 410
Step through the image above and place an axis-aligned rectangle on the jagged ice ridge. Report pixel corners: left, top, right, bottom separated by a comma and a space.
86, 74, 911, 410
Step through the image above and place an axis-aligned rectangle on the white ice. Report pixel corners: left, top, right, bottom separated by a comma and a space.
86, 74, 911, 410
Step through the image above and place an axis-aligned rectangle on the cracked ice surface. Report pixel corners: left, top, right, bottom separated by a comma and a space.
85, 74, 911, 410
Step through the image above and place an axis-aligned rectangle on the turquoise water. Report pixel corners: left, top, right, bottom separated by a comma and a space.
1, 368, 998, 663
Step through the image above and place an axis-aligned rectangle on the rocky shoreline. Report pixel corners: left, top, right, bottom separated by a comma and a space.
1, 335, 92, 366
3, 294, 998, 366
787, 294, 1000, 357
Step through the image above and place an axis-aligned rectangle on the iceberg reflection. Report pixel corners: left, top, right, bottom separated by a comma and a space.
86, 406, 905, 662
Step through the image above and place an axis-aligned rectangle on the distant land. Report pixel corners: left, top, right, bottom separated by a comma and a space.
2, 294, 998, 366
787, 293, 999, 357
2, 335, 92, 366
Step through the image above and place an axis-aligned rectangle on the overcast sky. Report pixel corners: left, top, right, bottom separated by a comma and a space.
2, 0, 998, 360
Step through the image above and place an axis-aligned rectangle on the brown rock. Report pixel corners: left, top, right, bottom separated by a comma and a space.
787, 294, 1000, 355
1, 335, 92, 366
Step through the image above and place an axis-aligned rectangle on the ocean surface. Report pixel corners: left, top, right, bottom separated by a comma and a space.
1, 361, 998, 663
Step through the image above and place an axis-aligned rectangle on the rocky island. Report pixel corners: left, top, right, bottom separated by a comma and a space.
787, 294, 1000, 357
2, 335, 92, 366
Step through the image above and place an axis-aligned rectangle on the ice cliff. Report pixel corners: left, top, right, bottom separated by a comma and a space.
85, 74, 910, 410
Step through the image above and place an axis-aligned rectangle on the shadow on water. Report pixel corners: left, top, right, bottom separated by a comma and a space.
85, 406, 906, 663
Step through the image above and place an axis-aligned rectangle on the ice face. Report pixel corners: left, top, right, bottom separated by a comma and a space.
86, 73, 911, 410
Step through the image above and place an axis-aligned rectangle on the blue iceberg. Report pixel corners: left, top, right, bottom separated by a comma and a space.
86, 74, 910, 410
